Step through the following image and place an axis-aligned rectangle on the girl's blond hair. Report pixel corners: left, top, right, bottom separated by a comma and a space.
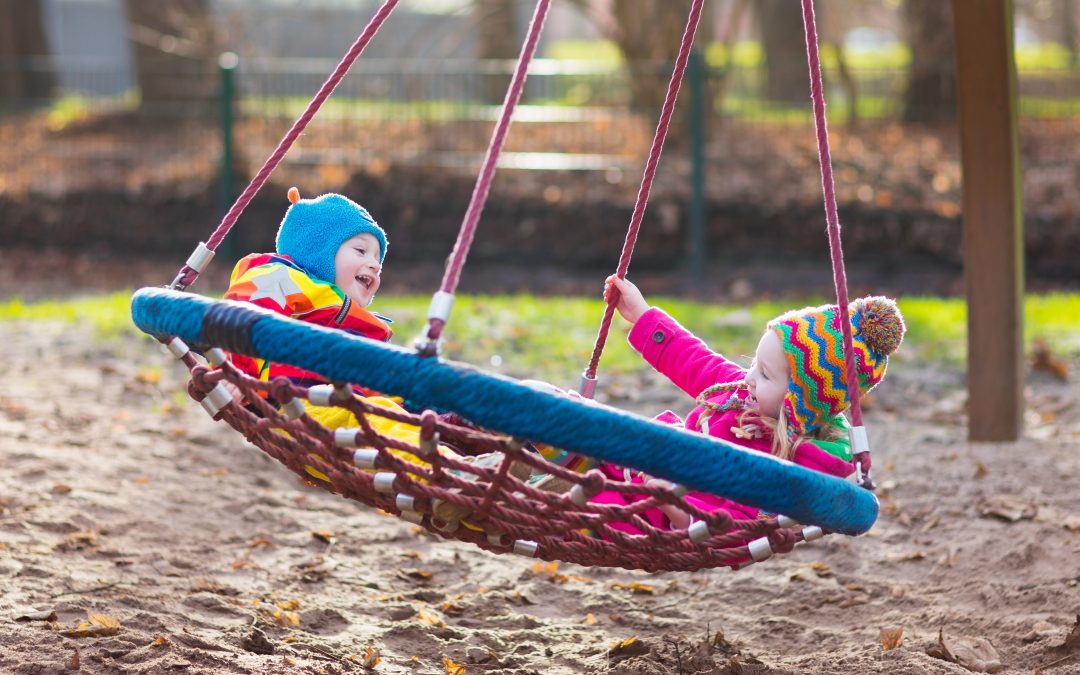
734, 408, 846, 461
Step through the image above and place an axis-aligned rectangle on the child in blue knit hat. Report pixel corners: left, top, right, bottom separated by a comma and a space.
224, 189, 529, 519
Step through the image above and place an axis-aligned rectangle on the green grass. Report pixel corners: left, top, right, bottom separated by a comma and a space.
3, 291, 1079, 386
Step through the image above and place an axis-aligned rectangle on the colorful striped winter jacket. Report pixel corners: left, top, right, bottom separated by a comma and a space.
223, 253, 392, 388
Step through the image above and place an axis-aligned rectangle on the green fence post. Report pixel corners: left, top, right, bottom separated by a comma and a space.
687, 48, 706, 281
217, 52, 238, 264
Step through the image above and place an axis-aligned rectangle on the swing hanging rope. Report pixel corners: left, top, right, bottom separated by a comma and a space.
169, 0, 402, 292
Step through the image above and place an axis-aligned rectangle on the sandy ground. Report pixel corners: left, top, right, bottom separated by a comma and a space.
1, 316, 1079, 675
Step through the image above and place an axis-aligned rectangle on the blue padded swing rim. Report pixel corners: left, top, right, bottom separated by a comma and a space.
131, 287, 878, 536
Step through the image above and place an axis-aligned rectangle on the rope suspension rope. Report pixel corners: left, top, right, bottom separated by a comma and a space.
169, 0, 401, 292
130, 0, 881, 572
581, 0, 705, 397
800, 0, 872, 488
421, 0, 553, 348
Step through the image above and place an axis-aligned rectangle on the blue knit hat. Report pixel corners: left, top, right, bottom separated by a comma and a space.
275, 189, 388, 284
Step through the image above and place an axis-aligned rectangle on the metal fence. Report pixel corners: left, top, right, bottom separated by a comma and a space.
1, 56, 1078, 197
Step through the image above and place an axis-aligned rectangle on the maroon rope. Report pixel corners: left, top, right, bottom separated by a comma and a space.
582, 0, 704, 382
800, 1, 862, 430
801, 1, 871, 484
425, 0, 552, 341
170, 0, 401, 291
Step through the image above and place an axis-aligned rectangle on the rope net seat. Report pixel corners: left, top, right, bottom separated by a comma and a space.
134, 288, 875, 572
131, 0, 879, 572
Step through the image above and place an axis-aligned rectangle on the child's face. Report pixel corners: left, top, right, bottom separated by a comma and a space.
333, 232, 382, 306
745, 330, 789, 419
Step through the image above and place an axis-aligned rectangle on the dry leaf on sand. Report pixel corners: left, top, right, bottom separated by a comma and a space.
60, 612, 121, 638
879, 627, 903, 651
977, 496, 1036, 522
927, 629, 1004, 673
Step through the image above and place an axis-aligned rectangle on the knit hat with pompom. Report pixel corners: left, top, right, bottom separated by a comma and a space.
767, 296, 905, 436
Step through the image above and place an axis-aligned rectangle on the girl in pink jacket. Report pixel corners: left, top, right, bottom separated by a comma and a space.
594, 276, 905, 533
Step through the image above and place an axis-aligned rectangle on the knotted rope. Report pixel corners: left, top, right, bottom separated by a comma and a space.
176, 348, 810, 572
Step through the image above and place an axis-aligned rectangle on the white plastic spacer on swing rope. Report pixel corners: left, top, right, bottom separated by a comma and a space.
353, 448, 379, 469
688, 520, 711, 544
308, 384, 334, 407
199, 382, 234, 417
513, 540, 539, 558
283, 398, 306, 420
164, 337, 190, 359
334, 428, 360, 447
205, 348, 228, 367
578, 372, 598, 399
801, 526, 824, 542
395, 494, 416, 512
373, 472, 397, 494
849, 425, 870, 455
487, 532, 511, 547
399, 510, 424, 525
569, 483, 591, 507
427, 291, 455, 323
419, 432, 439, 459
777, 515, 799, 529
748, 536, 774, 562
185, 242, 216, 274
670, 484, 689, 498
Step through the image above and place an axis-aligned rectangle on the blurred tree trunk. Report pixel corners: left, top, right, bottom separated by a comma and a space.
474, 0, 518, 104
608, 0, 696, 114
123, 0, 218, 111
1063, 0, 1078, 66
0, 0, 55, 106
902, 0, 956, 122
754, 0, 806, 104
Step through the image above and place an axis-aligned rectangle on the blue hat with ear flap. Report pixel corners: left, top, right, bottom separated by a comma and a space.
275, 188, 388, 284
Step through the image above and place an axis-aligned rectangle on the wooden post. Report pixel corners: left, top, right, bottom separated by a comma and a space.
951, 0, 1024, 441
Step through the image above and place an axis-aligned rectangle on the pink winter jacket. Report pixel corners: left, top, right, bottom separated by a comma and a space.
592, 307, 854, 534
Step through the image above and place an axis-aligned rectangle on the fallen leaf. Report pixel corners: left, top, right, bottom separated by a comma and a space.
1058, 615, 1080, 651
363, 646, 381, 668
274, 598, 300, 611
886, 550, 926, 562
583, 613, 598, 625
978, 496, 1036, 522
974, 463, 988, 478
609, 636, 649, 660
152, 635, 168, 647
14, 609, 57, 622
60, 613, 121, 638
416, 609, 446, 628
1032, 340, 1069, 381
401, 568, 433, 582
928, 629, 1004, 673
51, 484, 72, 495
312, 530, 336, 544
443, 655, 466, 674
135, 369, 161, 385
880, 627, 903, 651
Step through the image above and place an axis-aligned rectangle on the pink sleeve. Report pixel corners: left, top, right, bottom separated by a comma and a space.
628, 307, 746, 398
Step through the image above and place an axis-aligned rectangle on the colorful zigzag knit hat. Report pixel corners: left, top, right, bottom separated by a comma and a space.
275, 188, 387, 284
767, 296, 905, 437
